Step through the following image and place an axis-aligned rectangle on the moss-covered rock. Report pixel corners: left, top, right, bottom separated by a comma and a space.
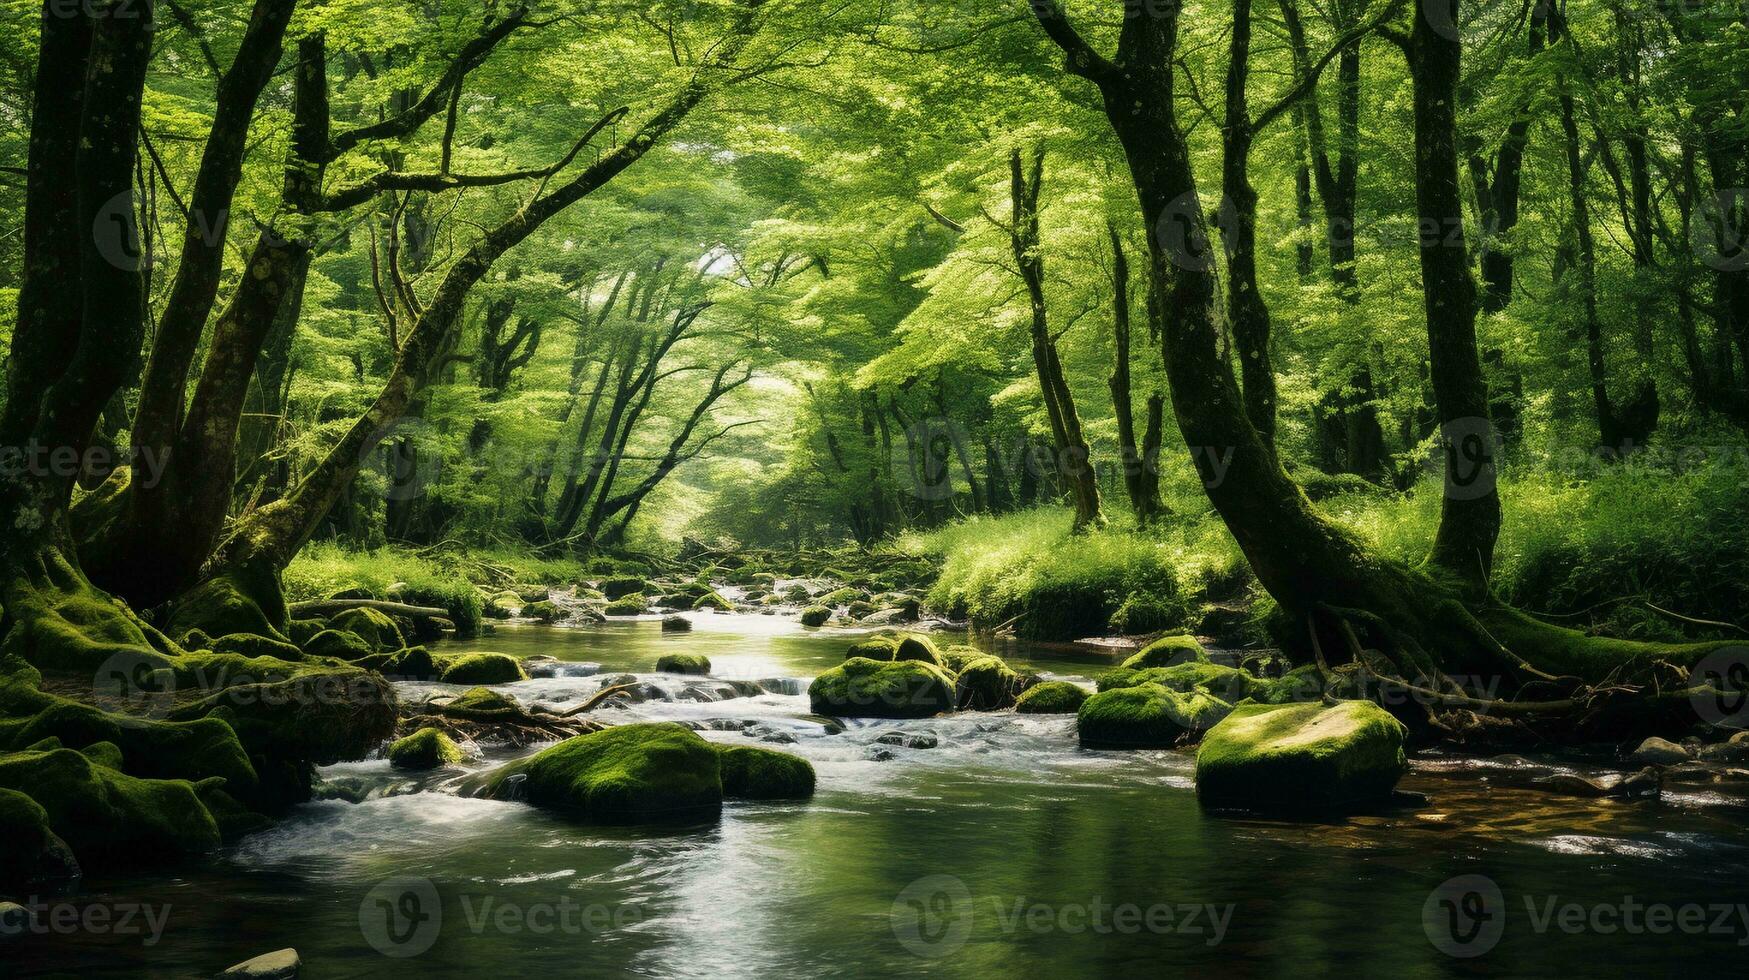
0, 749, 221, 864
600, 577, 647, 600
656, 653, 711, 675
691, 591, 733, 612
525, 600, 561, 623
169, 667, 398, 768
938, 645, 988, 673
1097, 661, 1267, 704
302, 628, 375, 662
1194, 701, 1408, 812
1120, 635, 1207, 670
286, 618, 327, 648
355, 645, 443, 680
1015, 680, 1089, 714
439, 653, 527, 685
847, 600, 878, 619
328, 608, 405, 653
1077, 684, 1232, 748
817, 587, 864, 606
799, 605, 831, 627
440, 687, 526, 723
893, 633, 945, 667
0, 786, 81, 888
388, 728, 466, 771
485, 723, 722, 822
604, 596, 647, 617
717, 745, 815, 800
845, 635, 900, 661
808, 657, 957, 719
955, 656, 1022, 710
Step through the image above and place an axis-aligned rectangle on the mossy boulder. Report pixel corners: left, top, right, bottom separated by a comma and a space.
0, 786, 81, 888
691, 591, 733, 612
661, 615, 693, 633
817, 587, 863, 606
0, 749, 221, 865
717, 745, 815, 800
1098, 661, 1266, 704
845, 635, 900, 661
485, 723, 722, 822
1120, 635, 1207, 670
388, 728, 466, 771
1194, 702, 1408, 813
302, 628, 375, 662
358, 645, 443, 680
600, 577, 647, 600
525, 600, 561, 623
211, 632, 305, 662
604, 596, 647, 617
328, 608, 405, 653
893, 633, 945, 667
799, 605, 832, 627
656, 654, 711, 675
441, 687, 526, 723
955, 656, 1023, 710
1077, 684, 1232, 749
1015, 681, 1089, 714
439, 653, 527, 685
169, 666, 398, 768
808, 657, 957, 719
287, 618, 328, 648
847, 600, 878, 619
939, 645, 987, 673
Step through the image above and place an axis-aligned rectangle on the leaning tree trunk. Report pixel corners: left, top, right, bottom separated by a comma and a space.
1027, 0, 1729, 736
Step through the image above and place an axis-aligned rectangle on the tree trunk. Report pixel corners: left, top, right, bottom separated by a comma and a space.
1107, 225, 1165, 524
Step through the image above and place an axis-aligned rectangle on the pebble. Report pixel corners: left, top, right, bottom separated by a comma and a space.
875, 732, 938, 750
1628, 737, 1691, 766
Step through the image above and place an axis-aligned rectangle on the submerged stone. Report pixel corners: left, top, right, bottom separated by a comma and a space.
1077, 684, 1231, 748
485, 723, 722, 822
661, 615, 693, 633
808, 657, 957, 719
1194, 701, 1408, 813
1014, 680, 1089, 714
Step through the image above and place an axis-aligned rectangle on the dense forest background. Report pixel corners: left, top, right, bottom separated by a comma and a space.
1, 0, 1746, 647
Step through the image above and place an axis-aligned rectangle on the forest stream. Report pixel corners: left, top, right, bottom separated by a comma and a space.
11, 609, 1749, 978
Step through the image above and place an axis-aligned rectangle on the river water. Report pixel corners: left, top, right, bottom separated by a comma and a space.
13, 614, 1749, 976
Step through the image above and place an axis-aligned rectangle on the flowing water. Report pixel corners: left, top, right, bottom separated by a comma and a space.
13, 614, 1749, 976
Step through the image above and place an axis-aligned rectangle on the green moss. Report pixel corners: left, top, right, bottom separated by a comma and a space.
656, 654, 711, 675
1120, 635, 1207, 670
0, 749, 221, 865
817, 587, 863, 606
0, 786, 80, 887
604, 596, 647, 617
166, 565, 291, 645
938, 645, 987, 673
1077, 684, 1232, 749
847, 600, 877, 618
808, 657, 957, 719
600, 577, 647, 600
442, 687, 527, 723
1254, 665, 1325, 705
212, 632, 306, 662
526, 600, 561, 623
1194, 701, 1408, 812
0, 550, 179, 675
955, 656, 1022, 710
389, 728, 466, 771
439, 653, 527, 685
691, 591, 733, 611
717, 745, 815, 800
1097, 661, 1267, 704
287, 618, 327, 647
358, 645, 442, 680
486, 723, 722, 822
169, 668, 397, 768
302, 628, 375, 662
328, 608, 405, 653
893, 633, 944, 667
799, 605, 832, 627
1015, 680, 1089, 714
78, 740, 124, 770
846, 635, 900, 661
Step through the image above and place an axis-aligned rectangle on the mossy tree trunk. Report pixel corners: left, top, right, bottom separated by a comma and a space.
1106, 226, 1166, 525
1026, 0, 1728, 725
